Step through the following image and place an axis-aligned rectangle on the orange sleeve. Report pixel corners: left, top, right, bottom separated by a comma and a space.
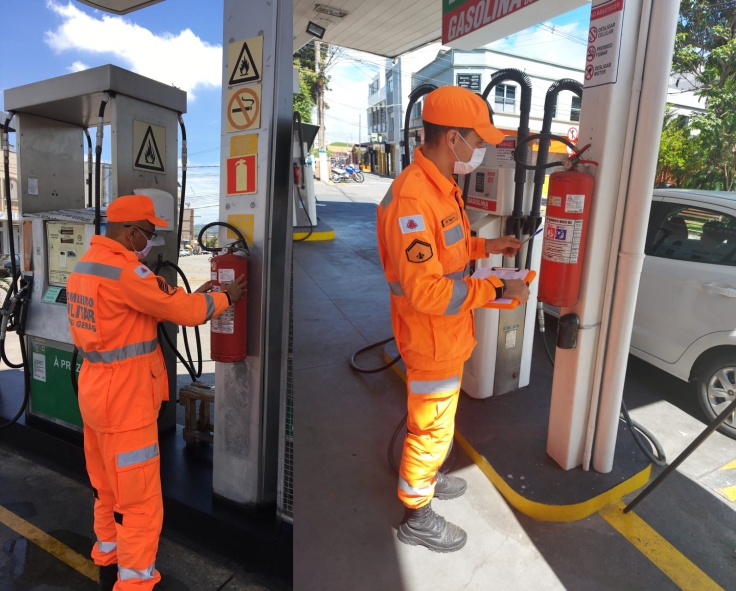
119, 263, 231, 327
470, 236, 488, 260
382, 198, 505, 315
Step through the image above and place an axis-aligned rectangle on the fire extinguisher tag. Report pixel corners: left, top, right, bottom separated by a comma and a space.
542, 217, 584, 265
549, 196, 562, 208
565, 194, 585, 213
211, 273, 217, 281
218, 268, 235, 284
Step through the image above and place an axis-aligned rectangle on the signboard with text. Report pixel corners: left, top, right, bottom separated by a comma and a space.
442, 0, 590, 49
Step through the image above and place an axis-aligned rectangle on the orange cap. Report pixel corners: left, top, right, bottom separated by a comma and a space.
422, 86, 506, 145
107, 194, 168, 227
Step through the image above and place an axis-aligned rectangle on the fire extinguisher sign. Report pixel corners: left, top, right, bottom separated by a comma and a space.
226, 155, 257, 195
543, 217, 584, 264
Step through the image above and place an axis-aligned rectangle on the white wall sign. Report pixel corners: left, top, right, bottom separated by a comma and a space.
585, 0, 626, 88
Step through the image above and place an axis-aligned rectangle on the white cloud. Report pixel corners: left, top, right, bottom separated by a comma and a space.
44, 1, 221, 100
68, 60, 90, 72
488, 19, 589, 67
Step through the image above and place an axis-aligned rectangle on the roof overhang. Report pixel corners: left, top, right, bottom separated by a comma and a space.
75, 0, 165, 14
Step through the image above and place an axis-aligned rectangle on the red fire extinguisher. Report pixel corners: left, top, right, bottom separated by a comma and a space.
538, 168, 595, 307
199, 222, 249, 363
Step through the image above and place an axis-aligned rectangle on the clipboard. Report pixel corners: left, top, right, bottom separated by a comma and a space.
472, 267, 537, 310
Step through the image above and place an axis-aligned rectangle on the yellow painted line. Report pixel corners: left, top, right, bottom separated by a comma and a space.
600, 501, 723, 591
293, 229, 335, 241
385, 350, 651, 522
455, 431, 651, 522
718, 485, 736, 502
0, 505, 98, 582
718, 459, 736, 471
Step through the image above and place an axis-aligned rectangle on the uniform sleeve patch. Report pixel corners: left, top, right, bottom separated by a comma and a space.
156, 278, 177, 296
441, 213, 458, 228
406, 240, 433, 263
399, 215, 426, 234
134, 265, 152, 279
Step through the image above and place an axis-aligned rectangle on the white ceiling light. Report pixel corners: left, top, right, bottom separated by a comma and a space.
314, 4, 348, 19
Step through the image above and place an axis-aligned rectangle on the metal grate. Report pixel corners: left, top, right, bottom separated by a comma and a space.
281, 258, 294, 522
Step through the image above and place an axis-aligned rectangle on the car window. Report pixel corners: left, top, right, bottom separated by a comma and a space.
649, 204, 736, 266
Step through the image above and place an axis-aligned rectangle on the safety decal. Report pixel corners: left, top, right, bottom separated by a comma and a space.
441, 213, 458, 228
156, 278, 177, 296
134, 266, 152, 279
405, 240, 433, 264
399, 215, 426, 234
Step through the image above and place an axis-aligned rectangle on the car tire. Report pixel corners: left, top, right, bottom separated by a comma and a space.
696, 354, 736, 440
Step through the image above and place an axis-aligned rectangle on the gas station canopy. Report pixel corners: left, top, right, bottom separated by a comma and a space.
293, 0, 442, 58
76, 0, 165, 14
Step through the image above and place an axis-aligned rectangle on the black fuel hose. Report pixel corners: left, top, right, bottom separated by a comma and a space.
538, 316, 666, 467
71, 346, 79, 396
293, 185, 314, 242
293, 112, 315, 242
403, 84, 437, 166
3, 116, 18, 295
0, 283, 31, 430
349, 336, 400, 374
177, 115, 187, 249
154, 260, 202, 382
95, 95, 109, 236
84, 129, 93, 208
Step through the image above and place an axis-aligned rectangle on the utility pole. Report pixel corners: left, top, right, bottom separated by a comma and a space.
314, 39, 325, 151
358, 114, 361, 168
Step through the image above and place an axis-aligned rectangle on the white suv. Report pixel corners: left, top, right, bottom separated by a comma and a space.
549, 189, 736, 438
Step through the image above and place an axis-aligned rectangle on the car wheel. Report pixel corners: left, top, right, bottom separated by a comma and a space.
697, 355, 736, 439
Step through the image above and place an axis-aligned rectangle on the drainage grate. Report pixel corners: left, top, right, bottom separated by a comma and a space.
281, 257, 294, 522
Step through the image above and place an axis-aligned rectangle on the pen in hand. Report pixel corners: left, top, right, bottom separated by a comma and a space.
520, 227, 543, 246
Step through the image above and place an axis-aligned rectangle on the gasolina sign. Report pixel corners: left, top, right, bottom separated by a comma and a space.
443, 0, 590, 48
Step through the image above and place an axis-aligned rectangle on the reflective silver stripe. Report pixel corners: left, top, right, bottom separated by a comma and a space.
398, 476, 434, 497
444, 269, 465, 281
73, 262, 122, 280
444, 224, 464, 246
97, 540, 117, 554
204, 293, 216, 321
79, 338, 158, 364
463, 264, 470, 278
388, 281, 405, 296
445, 280, 469, 315
119, 564, 156, 581
117, 443, 159, 469
409, 376, 461, 395
380, 183, 395, 209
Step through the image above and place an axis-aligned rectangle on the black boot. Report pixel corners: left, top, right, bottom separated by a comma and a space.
434, 471, 467, 500
98, 563, 117, 591
397, 502, 467, 552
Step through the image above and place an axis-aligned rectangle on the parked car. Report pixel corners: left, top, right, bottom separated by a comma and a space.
178, 248, 191, 257
546, 189, 736, 438
0, 253, 20, 278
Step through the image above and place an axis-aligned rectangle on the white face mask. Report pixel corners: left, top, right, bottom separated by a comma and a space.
452, 133, 486, 175
132, 227, 156, 259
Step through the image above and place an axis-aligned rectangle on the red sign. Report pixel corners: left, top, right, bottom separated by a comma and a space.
497, 139, 516, 149
443, 0, 542, 45
226, 155, 257, 195
467, 196, 497, 212
591, 0, 623, 20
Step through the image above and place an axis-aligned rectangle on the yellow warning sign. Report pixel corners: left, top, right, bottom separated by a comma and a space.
226, 85, 262, 133
228, 36, 263, 86
230, 134, 259, 157
133, 120, 166, 173
226, 214, 255, 246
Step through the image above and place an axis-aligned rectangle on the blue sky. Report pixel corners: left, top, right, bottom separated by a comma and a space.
1, 1, 590, 218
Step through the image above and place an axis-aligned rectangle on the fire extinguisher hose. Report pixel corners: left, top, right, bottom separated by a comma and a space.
197, 222, 250, 256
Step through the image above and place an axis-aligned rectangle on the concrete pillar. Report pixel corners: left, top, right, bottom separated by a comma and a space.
213, 0, 293, 507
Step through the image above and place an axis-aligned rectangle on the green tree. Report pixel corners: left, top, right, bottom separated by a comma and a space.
293, 57, 316, 123
657, 1, 736, 189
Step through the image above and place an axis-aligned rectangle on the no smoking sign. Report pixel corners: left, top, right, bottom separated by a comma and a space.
587, 45, 596, 62
226, 85, 262, 133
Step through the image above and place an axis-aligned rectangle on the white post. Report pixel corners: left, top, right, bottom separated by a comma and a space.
593, 0, 682, 473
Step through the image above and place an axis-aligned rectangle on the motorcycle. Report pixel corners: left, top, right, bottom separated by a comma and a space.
331, 164, 365, 183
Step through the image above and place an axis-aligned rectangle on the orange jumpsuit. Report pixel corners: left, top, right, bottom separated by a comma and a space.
376, 148, 506, 509
66, 236, 231, 590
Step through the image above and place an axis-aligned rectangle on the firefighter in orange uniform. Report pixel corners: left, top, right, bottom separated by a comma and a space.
377, 86, 530, 552
66, 195, 246, 590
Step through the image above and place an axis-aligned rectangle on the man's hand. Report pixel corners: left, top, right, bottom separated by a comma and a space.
502, 279, 530, 305
486, 236, 522, 258
195, 281, 213, 294
222, 275, 247, 303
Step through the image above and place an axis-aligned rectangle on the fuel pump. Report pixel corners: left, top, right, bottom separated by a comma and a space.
292, 112, 320, 241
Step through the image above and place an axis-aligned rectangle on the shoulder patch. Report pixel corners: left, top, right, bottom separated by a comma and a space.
399, 215, 426, 234
156, 278, 177, 296
441, 213, 459, 228
134, 265, 152, 279
406, 240, 433, 264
